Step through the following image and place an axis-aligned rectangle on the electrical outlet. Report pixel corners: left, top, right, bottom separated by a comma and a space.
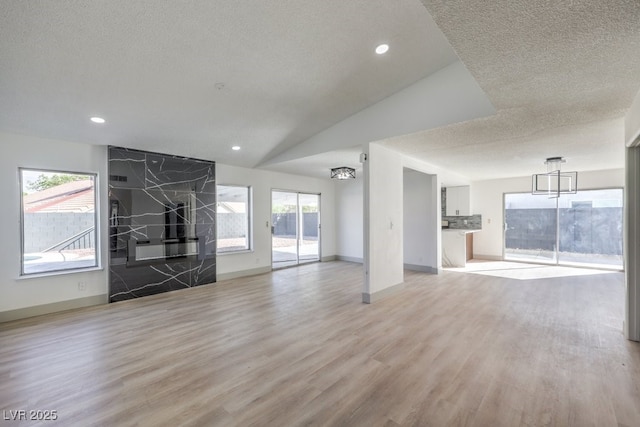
78, 282, 87, 291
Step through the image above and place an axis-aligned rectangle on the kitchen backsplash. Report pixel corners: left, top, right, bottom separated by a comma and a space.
441, 188, 447, 217
442, 214, 482, 230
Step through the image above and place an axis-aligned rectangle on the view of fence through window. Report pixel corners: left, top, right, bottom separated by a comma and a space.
504, 188, 623, 269
271, 191, 320, 268
216, 185, 250, 253
20, 169, 97, 275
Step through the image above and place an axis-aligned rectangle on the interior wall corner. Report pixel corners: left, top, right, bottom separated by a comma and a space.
625, 146, 640, 341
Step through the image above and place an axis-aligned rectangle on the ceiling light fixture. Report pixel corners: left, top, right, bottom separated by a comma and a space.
331, 166, 356, 180
232, 145, 241, 151
375, 44, 389, 55
532, 157, 578, 198
90, 116, 105, 124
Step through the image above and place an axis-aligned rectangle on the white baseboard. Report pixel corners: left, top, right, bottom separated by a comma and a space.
336, 255, 364, 263
472, 254, 502, 261
362, 282, 404, 304
404, 263, 439, 274
217, 266, 272, 281
0, 294, 108, 323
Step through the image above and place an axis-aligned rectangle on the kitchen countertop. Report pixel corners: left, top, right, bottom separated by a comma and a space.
441, 228, 481, 233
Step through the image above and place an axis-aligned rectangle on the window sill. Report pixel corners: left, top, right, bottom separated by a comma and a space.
216, 249, 253, 256
17, 266, 104, 281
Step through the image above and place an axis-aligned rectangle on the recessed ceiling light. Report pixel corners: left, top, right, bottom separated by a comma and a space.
375, 44, 389, 55
232, 146, 241, 151
90, 116, 105, 124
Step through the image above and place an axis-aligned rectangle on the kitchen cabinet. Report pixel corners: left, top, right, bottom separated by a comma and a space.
445, 186, 471, 216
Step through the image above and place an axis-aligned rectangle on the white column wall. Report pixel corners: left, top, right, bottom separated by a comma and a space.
0, 132, 109, 319
625, 88, 640, 341
363, 144, 404, 297
362, 143, 446, 302
625, 148, 640, 341
335, 177, 363, 262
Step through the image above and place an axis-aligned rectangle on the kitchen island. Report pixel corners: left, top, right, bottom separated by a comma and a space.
442, 229, 481, 268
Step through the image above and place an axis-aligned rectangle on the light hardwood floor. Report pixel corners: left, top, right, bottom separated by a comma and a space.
1, 261, 639, 426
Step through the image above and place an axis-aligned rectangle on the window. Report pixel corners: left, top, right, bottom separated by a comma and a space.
217, 185, 251, 253
20, 169, 98, 275
504, 188, 623, 269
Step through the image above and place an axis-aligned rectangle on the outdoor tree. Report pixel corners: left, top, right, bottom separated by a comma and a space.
27, 174, 86, 192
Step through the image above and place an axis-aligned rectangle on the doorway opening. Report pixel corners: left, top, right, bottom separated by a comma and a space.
271, 190, 320, 269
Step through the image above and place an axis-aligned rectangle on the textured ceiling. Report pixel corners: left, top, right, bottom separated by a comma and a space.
387, 0, 640, 180
0, 0, 456, 167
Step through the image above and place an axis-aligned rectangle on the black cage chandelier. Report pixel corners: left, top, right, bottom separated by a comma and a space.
331, 166, 356, 180
531, 157, 578, 198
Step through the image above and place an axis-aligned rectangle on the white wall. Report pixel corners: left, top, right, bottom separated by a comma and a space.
0, 132, 109, 316
216, 163, 336, 278
262, 61, 495, 166
396, 151, 444, 273
471, 168, 625, 259
626, 88, 640, 147
335, 177, 363, 261
403, 169, 438, 270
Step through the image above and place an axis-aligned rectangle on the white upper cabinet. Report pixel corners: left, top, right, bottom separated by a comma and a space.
445, 186, 471, 216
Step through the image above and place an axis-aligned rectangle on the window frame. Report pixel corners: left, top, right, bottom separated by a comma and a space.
216, 184, 252, 254
19, 168, 99, 277
503, 186, 624, 270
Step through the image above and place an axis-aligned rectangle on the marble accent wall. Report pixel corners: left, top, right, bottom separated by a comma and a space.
108, 146, 216, 302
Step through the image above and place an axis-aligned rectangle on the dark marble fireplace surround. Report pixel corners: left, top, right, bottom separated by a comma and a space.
108, 146, 216, 302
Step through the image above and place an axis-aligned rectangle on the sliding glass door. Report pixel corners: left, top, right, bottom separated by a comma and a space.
271, 191, 320, 269
505, 193, 557, 263
504, 189, 623, 269
298, 193, 320, 264
557, 189, 623, 268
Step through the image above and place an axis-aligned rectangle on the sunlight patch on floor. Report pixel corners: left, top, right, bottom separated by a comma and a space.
445, 260, 619, 280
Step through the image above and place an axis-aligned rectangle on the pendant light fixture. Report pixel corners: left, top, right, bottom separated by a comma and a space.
330, 166, 356, 180
532, 157, 578, 198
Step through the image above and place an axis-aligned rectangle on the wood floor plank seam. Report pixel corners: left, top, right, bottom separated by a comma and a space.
0, 261, 638, 426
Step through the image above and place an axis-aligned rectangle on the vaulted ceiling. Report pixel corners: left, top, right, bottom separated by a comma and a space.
1, 1, 639, 181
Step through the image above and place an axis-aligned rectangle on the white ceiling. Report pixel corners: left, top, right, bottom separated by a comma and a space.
0, 0, 456, 168
1, 1, 639, 182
